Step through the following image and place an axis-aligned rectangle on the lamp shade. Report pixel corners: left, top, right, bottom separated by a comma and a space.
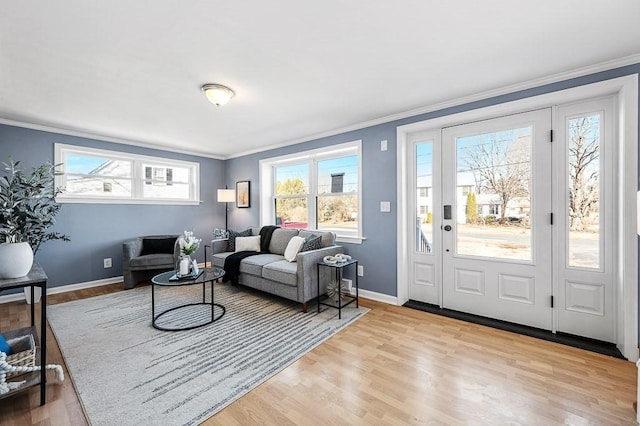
202, 84, 235, 106
217, 188, 236, 203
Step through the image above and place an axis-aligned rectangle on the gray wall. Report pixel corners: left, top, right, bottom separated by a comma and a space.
224, 63, 640, 298
0, 124, 226, 290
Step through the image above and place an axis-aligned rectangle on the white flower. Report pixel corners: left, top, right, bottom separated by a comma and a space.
179, 230, 201, 255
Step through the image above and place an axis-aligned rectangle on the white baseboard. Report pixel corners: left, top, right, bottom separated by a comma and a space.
351, 288, 398, 305
0, 276, 123, 304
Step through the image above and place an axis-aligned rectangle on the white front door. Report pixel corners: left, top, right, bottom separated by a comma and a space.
406, 99, 618, 342
441, 109, 554, 329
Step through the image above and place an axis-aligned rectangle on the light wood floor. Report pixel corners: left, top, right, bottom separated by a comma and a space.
0, 283, 637, 425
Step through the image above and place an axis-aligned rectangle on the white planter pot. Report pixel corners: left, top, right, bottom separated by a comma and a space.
24, 286, 42, 304
0, 242, 34, 279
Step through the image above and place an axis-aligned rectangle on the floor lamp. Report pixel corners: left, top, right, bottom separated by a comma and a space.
217, 187, 236, 231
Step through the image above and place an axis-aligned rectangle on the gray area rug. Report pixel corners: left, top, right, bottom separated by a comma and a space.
48, 282, 367, 425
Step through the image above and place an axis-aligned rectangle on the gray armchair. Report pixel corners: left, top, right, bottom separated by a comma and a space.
122, 235, 180, 289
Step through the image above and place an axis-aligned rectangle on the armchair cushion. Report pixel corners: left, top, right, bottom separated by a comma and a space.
130, 253, 175, 268
140, 237, 176, 255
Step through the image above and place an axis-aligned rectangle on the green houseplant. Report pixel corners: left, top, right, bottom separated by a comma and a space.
0, 157, 70, 278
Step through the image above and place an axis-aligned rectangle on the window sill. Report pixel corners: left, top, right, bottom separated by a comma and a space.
55, 197, 201, 205
336, 235, 366, 245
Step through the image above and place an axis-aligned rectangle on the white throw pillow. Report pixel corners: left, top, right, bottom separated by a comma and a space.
235, 235, 261, 252
284, 236, 306, 262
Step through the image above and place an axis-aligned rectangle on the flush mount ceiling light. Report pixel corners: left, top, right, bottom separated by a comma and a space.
201, 83, 235, 106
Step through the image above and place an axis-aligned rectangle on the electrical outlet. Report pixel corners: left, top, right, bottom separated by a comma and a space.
357, 265, 364, 276
342, 278, 352, 292
381, 139, 388, 151
103, 258, 112, 268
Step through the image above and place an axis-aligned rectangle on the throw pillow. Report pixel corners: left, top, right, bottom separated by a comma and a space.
227, 229, 251, 252
141, 237, 176, 255
235, 235, 261, 252
284, 236, 306, 262
301, 235, 322, 252
0, 333, 12, 355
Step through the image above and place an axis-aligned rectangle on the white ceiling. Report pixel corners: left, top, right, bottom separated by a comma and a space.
1, 1, 639, 159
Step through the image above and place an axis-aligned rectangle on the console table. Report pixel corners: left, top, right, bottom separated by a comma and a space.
0, 261, 48, 405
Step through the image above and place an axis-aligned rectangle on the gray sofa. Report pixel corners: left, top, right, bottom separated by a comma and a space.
212, 227, 344, 312
122, 235, 180, 289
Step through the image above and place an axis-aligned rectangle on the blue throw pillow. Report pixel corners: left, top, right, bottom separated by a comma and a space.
301, 235, 322, 252
0, 334, 12, 355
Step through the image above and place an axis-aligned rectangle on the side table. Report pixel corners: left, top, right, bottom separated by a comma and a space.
0, 261, 48, 405
317, 259, 359, 319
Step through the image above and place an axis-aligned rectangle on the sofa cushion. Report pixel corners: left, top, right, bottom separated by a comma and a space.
298, 230, 335, 247
130, 253, 174, 269
262, 260, 298, 287
212, 251, 233, 268
268, 228, 299, 255
235, 235, 261, 252
240, 254, 285, 276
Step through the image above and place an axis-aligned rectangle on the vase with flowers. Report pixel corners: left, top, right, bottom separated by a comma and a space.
177, 230, 201, 277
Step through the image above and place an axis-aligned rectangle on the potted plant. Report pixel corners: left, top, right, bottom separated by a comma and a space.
0, 157, 70, 279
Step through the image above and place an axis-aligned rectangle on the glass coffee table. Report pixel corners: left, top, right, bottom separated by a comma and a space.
151, 267, 225, 331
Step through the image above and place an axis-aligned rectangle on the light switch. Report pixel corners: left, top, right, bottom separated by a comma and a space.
381, 140, 388, 151
380, 201, 391, 212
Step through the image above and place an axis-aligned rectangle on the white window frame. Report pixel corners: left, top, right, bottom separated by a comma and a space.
54, 144, 200, 205
260, 141, 364, 244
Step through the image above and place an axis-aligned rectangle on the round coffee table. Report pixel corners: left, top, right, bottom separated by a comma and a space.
151, 267, 225, 331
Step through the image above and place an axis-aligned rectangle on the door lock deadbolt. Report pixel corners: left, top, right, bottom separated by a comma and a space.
444, 225, 452, 231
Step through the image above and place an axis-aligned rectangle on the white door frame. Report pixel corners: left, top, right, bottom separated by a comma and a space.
396, 75, 638, 361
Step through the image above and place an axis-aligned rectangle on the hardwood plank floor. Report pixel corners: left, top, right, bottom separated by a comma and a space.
0, 284, 637, 425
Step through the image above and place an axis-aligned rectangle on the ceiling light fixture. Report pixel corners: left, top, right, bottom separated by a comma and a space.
201, 83, 235, 106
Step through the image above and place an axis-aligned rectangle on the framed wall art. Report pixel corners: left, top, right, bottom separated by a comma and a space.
236, 181, 250, 208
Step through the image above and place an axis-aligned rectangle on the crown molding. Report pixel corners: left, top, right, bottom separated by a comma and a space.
225, 53, 640, 159
0, 118, 226, 161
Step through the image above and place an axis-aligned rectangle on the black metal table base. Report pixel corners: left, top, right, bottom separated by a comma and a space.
153, 302, 225, 331
151, 267, 226, 332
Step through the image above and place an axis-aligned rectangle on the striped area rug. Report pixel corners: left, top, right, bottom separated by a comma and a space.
48, 282, 367, 425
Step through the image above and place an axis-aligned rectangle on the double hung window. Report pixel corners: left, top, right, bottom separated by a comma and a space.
261, 141, 362, 242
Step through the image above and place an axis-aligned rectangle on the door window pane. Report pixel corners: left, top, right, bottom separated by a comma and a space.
567, 113, 601, 269
416, 142, 433, 253
456, 127, 532, 261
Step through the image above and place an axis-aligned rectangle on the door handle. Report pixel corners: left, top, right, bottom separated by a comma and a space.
444, 205, 452, 220
444, 225, 452, 231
